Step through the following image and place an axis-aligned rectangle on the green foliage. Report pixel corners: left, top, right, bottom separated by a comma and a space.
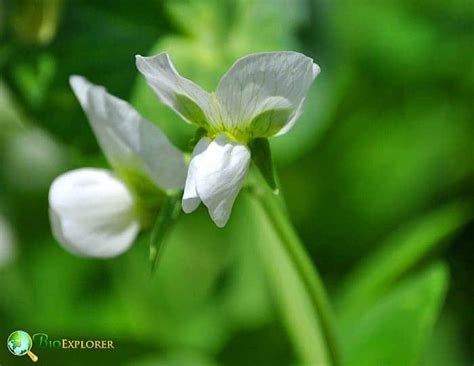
337, 201, 472, 323
8, 0, 62, 45
342, 263, 449, 366
149, 194, 181, 272
128, 351, 218, 366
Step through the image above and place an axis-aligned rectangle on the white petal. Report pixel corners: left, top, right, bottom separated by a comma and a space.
276, 63, 321, 136
70, 76, 187, 190
182, 137, 211, 213
216, 51, 320, 135
49, 168, 140, 258
135, 53, 218, 127
194, 134, 251, 227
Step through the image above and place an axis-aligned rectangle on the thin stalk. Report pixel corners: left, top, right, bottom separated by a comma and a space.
250, 184, 340, 366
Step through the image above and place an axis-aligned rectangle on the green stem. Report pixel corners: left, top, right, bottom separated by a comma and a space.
250, 185, 340, 366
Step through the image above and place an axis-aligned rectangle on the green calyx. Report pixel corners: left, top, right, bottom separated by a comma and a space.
116, 167, 167, 229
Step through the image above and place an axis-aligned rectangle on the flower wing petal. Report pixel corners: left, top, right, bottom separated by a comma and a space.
70, 76, 186, 190
194, 134, 251, 227
216, 51, 320, 135
182, 137, 211, 213
136, 52, 217, 127
276, 63, 321, 136
49, 168, 140, 258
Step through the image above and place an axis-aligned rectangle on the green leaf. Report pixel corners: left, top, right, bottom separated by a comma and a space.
422, 312, 470, 366
110, 203, 260, 352
249, 138, 278, 192
127, 350, 218, 366
0, 81, 26, 134
10, 0, 63, 45
342, 263, 449, 366
337, 201, 472, 323
12, 53, 56, 109
149, 194, 181, 273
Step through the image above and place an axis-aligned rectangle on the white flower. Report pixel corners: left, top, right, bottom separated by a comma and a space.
49, 76, 187, 258
0, 216, 16, 269
50, 168, 139, 257
136, 51, 320, 227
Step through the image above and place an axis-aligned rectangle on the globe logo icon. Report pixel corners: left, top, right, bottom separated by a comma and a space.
7, 330, 38, 362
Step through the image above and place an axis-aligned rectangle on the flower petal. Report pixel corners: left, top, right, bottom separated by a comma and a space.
135, 52, 217, 128
70, 75, 187, 190
182, 136, 211, 213
276, 63, 321, 136
216, 51, 320, 135
49, 168, 140, 258
194, 134, 251, 227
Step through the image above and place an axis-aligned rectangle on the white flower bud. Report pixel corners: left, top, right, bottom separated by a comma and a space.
49, 168, 139, 258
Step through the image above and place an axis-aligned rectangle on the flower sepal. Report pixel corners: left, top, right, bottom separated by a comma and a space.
249, 138, 278, 193
115, 168, 167, 229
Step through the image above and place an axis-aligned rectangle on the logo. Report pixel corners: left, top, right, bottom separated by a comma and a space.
33, 333, 115, 350
6, 330, 115, 363
7, 330, 39, 362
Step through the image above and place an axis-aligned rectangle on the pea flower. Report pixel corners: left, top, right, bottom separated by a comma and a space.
136, 51, 320, 227
49, 76, 187, 258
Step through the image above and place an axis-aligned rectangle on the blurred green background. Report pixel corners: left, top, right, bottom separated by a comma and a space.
0, 0, 473, 365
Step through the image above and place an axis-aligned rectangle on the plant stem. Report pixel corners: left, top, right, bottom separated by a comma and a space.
250, 184, 340, 366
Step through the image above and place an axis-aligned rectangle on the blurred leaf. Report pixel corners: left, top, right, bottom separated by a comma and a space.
270, 72, 342, 165
0, 214, 17, 269
218, 198, 273, 331
0, 80, 25, 136
285, 95, 474, 268
9, 0, 62, 45
149, 194, 181, 272
166, 0, 232, 38
342, 262, 449, 366
109, 218, 231, 351
11, 53, 56, 109
128, 350, 218, 366
8, 0, 170, 150
337, 201, 472, 323
421, 311, 470, 366
335, 2, 434, 78
4, 127, 68, 192
217, 323, 293, 366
